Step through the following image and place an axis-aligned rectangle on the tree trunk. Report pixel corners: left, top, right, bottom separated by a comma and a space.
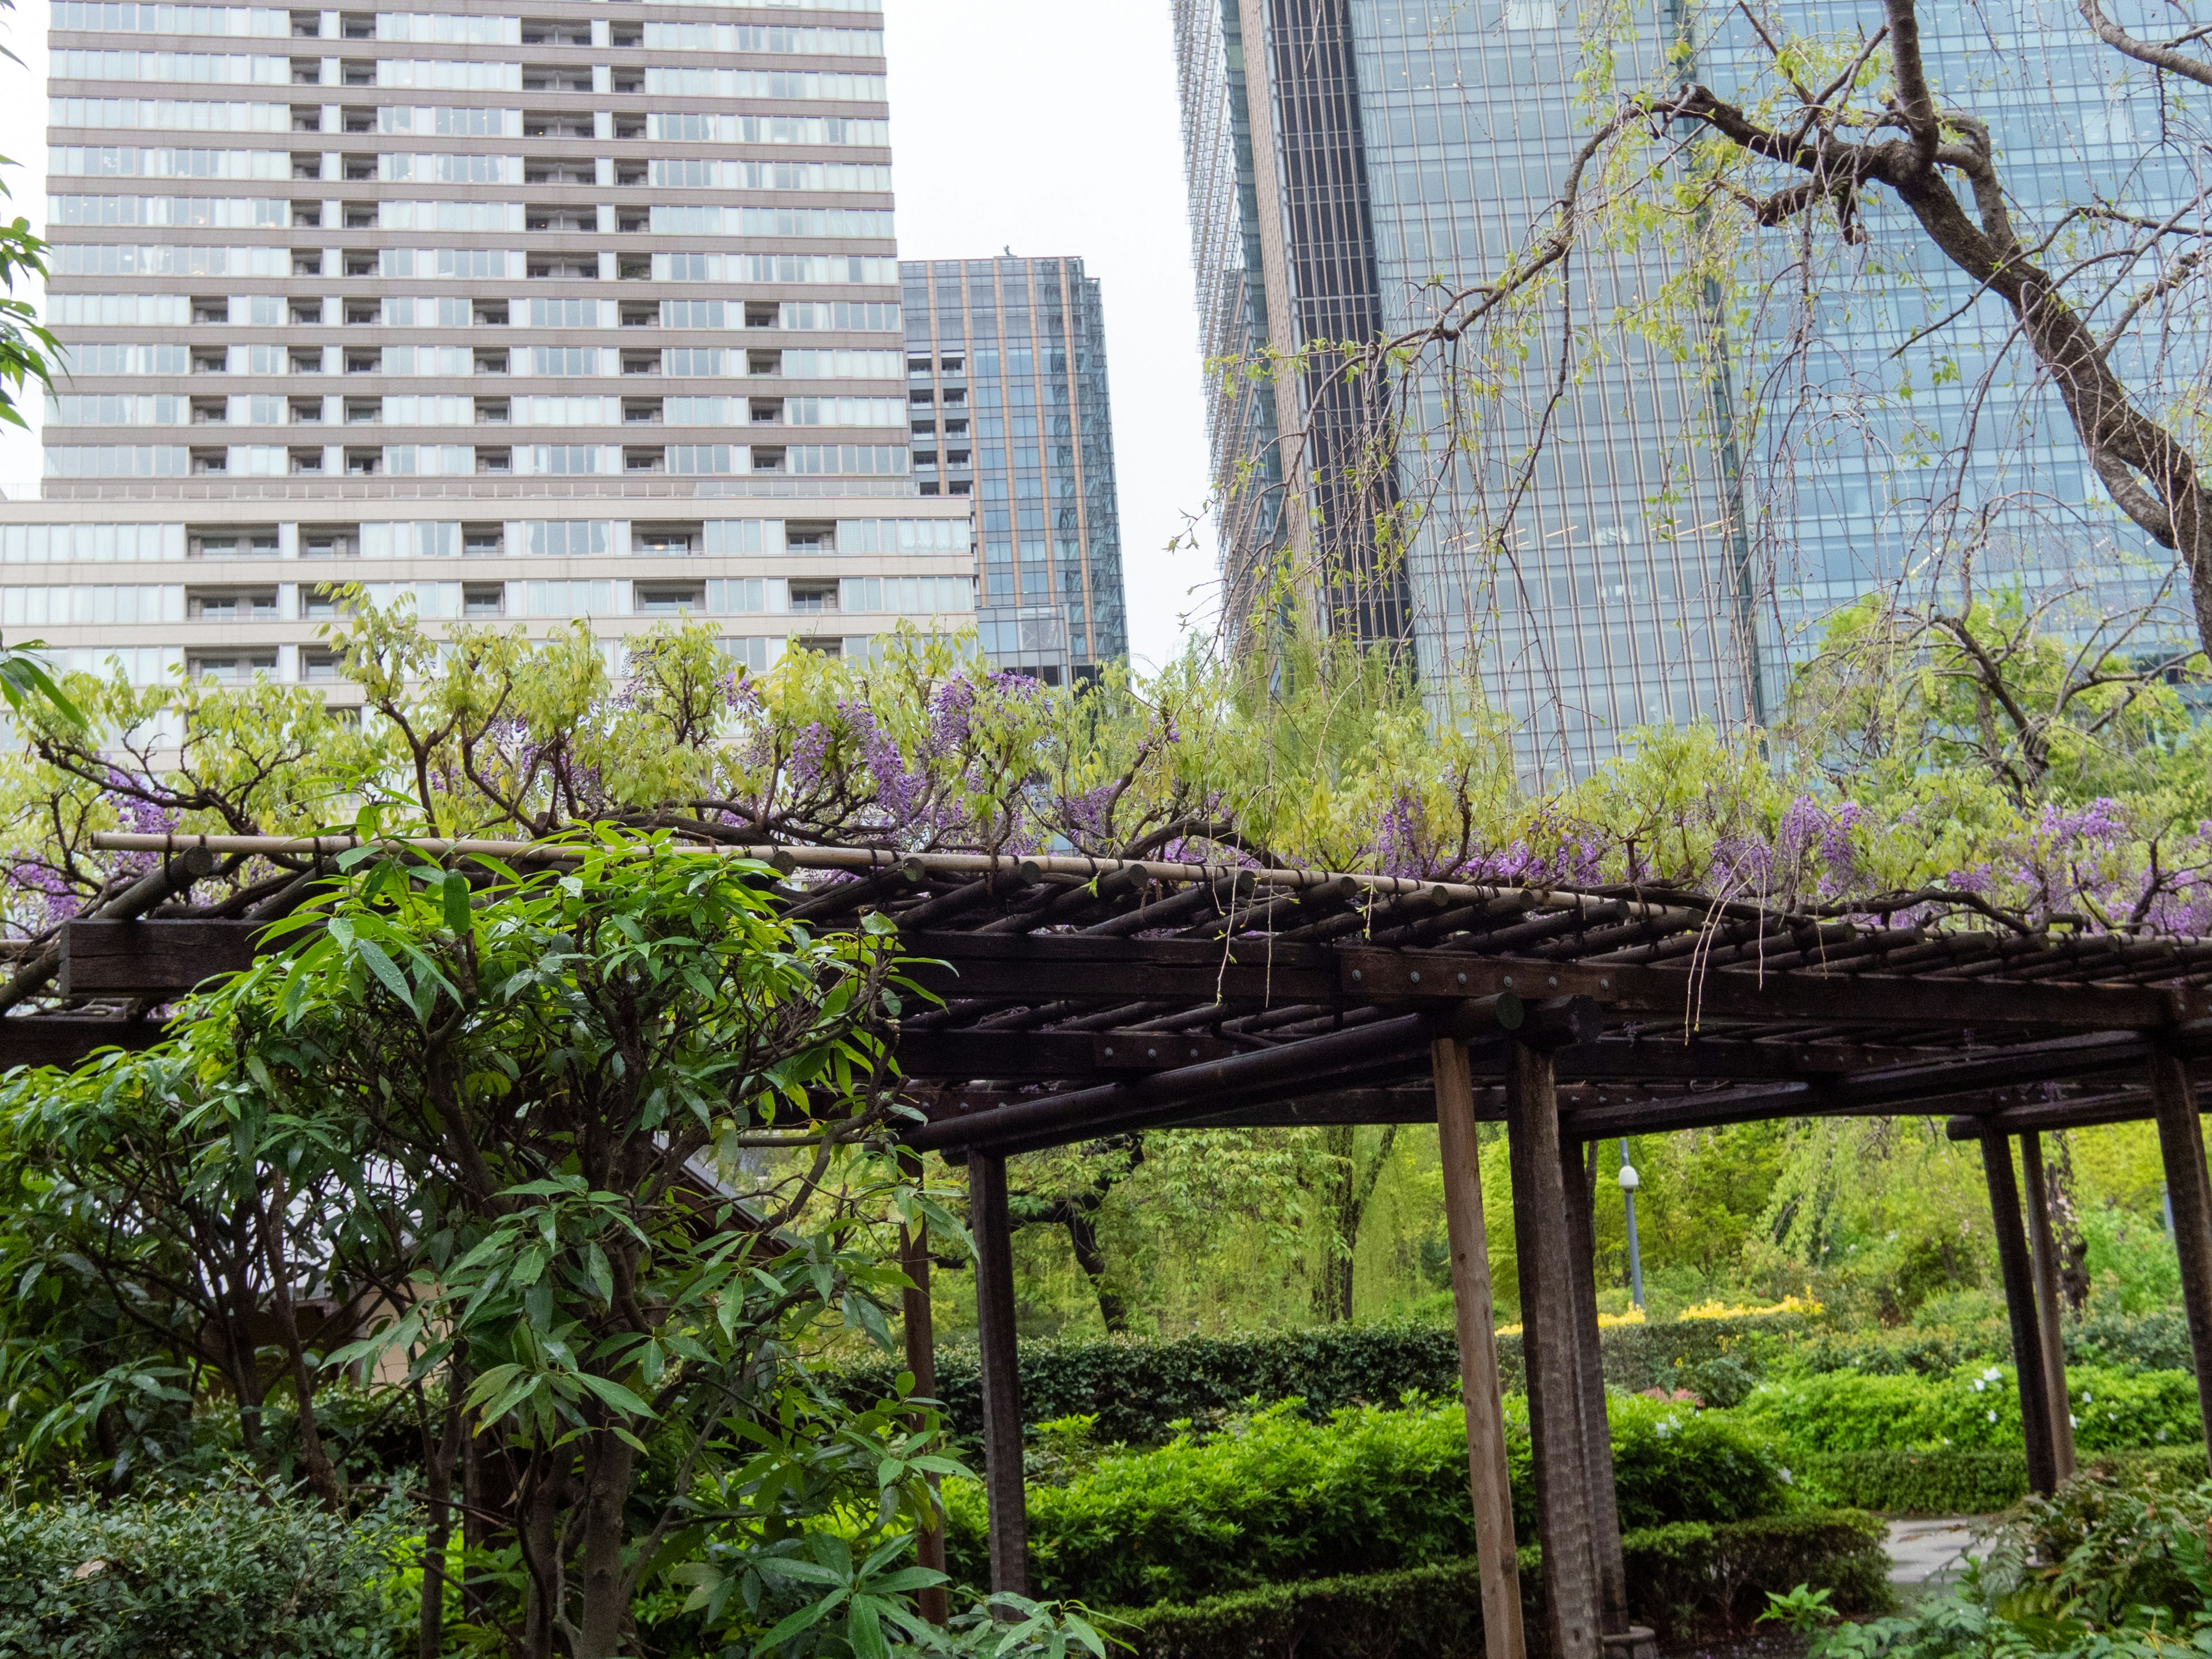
575, 1428, 638, 1659
1063, 1210, 1127, 1334
520, 1452, 562, 1659
1321, 1124, 1357, 1321
420, 1397, 461, 1659
259, 1180, 341, 1504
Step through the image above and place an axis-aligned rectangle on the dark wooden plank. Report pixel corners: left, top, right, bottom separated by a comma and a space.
59, 919, 264, 995
1433, 1039, 1525, 1659
0, 1016, 167, 1070
899, 956, 1341, 1006
1506, 1040, 1601, 1659
2149, 1049, 2212, 1457
1559, 1135, 1628, 1634
1980, 1131, 2060, 1495
1335, 947, 2194, 1029
1944, 1090, 2156, 1138
2019, 1134, 2077, 1481
890, 1029, 1243, 1081
902, 929, 1334, 969
968, 1153, 1029, 1597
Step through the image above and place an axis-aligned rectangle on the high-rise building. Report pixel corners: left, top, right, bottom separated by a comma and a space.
1175, 0, 2199, 774
1700, 0, 2200, 685
1172, 0, 1756, 774
900, 255, 1127, 685
5, 0, 975, 699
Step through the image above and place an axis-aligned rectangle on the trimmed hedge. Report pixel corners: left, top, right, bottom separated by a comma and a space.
1797, 1445, 2212, 1516
839, 1315, 1815, 1448
1739, 1363, 2201, 1454
1111, 1509, 1893, 1658
0, 1480, 402, 1659
943, 1394, 1790, 1607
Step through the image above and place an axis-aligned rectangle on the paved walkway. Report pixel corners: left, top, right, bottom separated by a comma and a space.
1884, 1518, 1985, 1588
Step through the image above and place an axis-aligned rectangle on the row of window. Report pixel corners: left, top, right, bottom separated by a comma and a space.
2, 574, 971, 629
53, 98, 897, 171
49, 392, 908, 426
55, 154, 898, 219
49, 255, 897, 296
67, 340, 897, 381
55, 51, 893, 108
55, 5, 883, 53
60, 340, 903, 381
0, 515, 969, 563
49, 628, 914, 690
44, 441, 911, 478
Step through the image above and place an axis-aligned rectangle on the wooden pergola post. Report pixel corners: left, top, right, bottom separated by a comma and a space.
1433, 1036, 1526, 1659
1506, 1038, 1600, 1659
2147, 1048, 2212, 1442
1559, 1138, 1631, 1642
2017, 1132, 2076, 1482
968, 1152, 1029, 1598
1979, 1131, 2059, 1494
899, 1187, 951, 1626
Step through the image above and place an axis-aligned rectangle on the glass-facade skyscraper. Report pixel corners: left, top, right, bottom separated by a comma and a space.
1174, 0, 1758, 777
5, 0, 976, 695
901, 255, 1127, 684
1172, 0, 2199, 775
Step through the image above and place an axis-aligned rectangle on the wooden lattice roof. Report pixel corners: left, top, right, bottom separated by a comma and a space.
6, 833, 2207, 1148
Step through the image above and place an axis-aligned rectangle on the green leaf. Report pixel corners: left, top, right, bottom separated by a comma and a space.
441, 870, 474, 934
574, 1370, 656, 1421
846, 1597, 889, 1659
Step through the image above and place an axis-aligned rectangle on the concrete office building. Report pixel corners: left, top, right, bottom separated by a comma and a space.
901, 255, 1127, 685
1172, 0, 1756, 775
6, 0, 975, 700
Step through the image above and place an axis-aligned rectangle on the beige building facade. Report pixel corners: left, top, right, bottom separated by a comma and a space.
11, 0, 975, 685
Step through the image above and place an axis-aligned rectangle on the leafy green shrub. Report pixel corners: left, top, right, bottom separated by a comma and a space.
832, 1312, 1817, 1448
1777, 1309, 2195, 1380
1621, 1510, 1892, 1636
943, 1393, 1790, 1607
0, 1478, 403, 1658
1793, 1471, 2212, 1658
2069, 1306, 2195, 1373
836, 1324, 1468, 1447
1110, 1509, 1891, 1657
1792, 1446, 2210, 1515
1739, 1363, 2199, 1454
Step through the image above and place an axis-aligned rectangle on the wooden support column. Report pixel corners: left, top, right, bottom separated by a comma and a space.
1980, 1132, 2059, 1495
968, 1152, 1029, 1598
2147, 1049, 2212, 1444
899, 1180, 950, 1627
1433, 1037, 1526, 1659
1506, 1039, 1600, 1659
1559, 1137, 1628, 1638
2017, 1133, 2076, 1482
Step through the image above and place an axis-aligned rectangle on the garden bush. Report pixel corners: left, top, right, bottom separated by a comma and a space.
1111, 1509, 1891, 1658
0, 1478, 404, 1659
835, 1310, 1819, 1448
1793, 1445, 2211, 1514
942, 1392, 1790, 1606
1777, 1309, 2195, 1378
1738, 1363, 2200, 1453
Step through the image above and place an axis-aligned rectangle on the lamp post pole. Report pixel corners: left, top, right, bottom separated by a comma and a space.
1619, 1139, 1644, 1312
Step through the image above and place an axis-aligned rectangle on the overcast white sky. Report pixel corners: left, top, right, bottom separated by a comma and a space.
0, 1, 1217, 669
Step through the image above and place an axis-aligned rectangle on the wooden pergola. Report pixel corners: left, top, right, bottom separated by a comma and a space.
9, 831, 2212, 1659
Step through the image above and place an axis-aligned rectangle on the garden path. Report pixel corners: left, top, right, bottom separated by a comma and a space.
1884, 1518, 1985, 1589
